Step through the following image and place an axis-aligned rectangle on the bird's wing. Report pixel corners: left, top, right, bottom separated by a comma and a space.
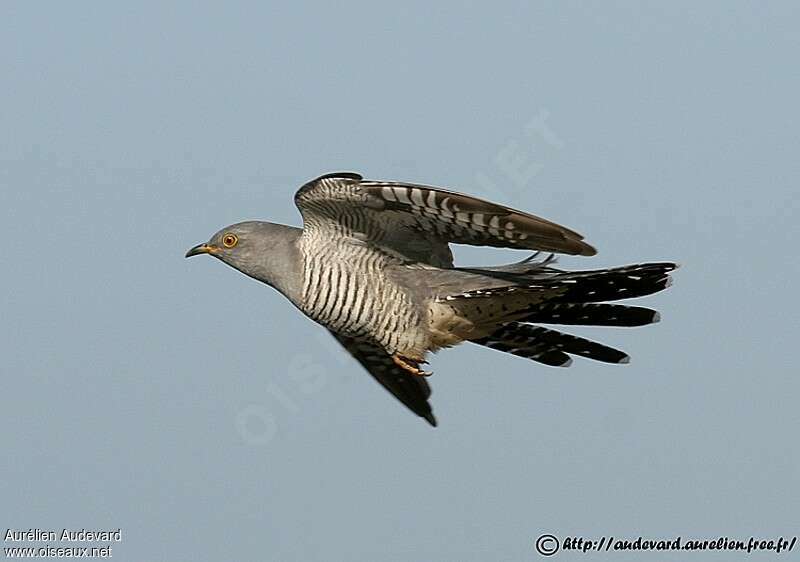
330, 332, 437, 427
294, 172, 596, 267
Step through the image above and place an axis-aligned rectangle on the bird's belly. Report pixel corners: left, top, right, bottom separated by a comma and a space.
299, 248, 427, 355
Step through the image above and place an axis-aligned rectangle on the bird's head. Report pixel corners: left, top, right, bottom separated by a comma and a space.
186, 221, 265, 268
185, 220, 303, 295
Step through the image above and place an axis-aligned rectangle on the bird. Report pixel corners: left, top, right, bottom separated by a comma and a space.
186, 172, 676, 426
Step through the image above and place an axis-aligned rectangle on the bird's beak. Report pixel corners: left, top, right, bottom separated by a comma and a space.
185, 243, 216, 258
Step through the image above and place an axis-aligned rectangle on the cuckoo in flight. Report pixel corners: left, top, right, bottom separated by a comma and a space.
186, 172, 676, 426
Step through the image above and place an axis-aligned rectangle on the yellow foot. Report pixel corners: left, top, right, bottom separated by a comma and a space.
392, 354, 433, 377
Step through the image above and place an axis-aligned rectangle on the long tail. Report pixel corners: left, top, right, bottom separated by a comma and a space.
473, 323, 630, 367
469, 262, 677, 366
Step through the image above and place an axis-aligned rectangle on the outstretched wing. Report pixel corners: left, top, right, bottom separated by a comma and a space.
295, 172, 596, 267
330, 332, 437, 427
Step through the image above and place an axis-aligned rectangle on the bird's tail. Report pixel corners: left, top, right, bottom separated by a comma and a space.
472, 323, 630, 367
465, 262, 677, 367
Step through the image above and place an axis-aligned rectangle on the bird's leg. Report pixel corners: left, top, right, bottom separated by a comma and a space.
392, 354, 433, 377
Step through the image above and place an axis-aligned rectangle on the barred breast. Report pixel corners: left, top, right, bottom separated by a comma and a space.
297, 237, 429, 358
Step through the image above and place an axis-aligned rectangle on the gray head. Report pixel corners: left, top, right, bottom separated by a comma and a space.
186, 221, 303, 300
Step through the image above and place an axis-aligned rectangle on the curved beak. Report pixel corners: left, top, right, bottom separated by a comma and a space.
185, 243, 213, 258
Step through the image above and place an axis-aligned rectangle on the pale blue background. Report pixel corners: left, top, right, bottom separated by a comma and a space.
2, 2, 798, 561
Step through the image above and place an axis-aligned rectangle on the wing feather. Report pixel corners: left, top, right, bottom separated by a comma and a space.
330, 332, 437, 427
359, 179, 595, 255
295, 172, 596, 267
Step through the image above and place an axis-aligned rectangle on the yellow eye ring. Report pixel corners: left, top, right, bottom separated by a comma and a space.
222, 233, 238, 248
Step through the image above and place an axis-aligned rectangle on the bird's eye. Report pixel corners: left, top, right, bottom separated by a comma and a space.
222, 233, 238, 248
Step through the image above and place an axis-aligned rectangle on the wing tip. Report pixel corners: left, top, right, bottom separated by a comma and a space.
314, 171, 363, 181
423, 412, 438, 427
553, 238, 597, 257
578, 242, 598, 256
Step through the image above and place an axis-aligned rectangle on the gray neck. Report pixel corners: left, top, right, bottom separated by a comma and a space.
227, 223, 304, 303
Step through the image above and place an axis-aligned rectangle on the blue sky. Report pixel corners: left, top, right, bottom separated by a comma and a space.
2, 2, 798, 561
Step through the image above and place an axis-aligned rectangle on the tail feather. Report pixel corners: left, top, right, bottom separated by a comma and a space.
546, 263, 676, 303
522, 303, 661, 327
438, 260, 675, 368
472, 323, 629, 367
462, 262, 676, 368
474, 328, 573, 367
